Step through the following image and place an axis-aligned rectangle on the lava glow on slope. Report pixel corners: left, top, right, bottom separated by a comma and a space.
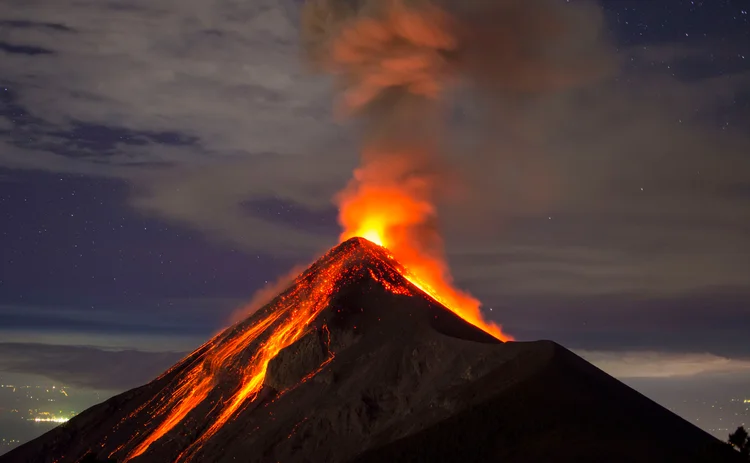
339, 178, 513, 342
115, 238, 506, 462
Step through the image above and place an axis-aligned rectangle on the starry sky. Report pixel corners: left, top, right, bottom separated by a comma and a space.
0, 0, 749, 436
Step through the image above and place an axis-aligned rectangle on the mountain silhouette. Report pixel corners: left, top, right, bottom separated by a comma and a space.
1, 238, 741, 462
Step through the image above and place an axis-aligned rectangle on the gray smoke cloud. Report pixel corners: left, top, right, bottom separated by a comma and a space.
301, 0, 613, 115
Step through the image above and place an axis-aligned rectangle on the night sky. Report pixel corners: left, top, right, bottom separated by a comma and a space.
0, 0, 749, 446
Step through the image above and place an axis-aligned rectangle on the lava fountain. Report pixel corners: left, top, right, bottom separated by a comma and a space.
337, 151, 512, 341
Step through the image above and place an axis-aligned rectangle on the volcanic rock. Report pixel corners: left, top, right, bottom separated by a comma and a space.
1, 238, 742, 463
264, 328, 330, 392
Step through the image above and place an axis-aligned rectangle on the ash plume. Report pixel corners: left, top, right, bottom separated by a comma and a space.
302, 0, 611, 112
300, 0, 611, 334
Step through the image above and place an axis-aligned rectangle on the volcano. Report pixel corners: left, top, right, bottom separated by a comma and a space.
2, 238, 741, 463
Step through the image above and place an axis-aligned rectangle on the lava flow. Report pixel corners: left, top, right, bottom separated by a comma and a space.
118, 238, 432, 462
338, 155, 513, 342
123, 310, 283, 460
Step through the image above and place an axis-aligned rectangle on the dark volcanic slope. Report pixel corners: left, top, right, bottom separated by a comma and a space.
353, 344, 740, 463
2, 238, 741, 463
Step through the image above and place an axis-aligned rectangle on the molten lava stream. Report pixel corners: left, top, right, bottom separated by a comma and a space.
351, 233, 511, 341
401, 267, 509, 341
337, 167, 512, 342
123, 310, 284, 461
173, 259, 349, 462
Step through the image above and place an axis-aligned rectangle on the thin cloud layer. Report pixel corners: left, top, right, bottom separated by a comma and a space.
0, 343, 184, 390
580, 350, 750, 379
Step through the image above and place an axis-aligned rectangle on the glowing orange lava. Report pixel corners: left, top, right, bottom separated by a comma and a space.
173, 269, 342, 462
339, 159, 512, 342
124, 311, 284, 460
120, 244, 364, 462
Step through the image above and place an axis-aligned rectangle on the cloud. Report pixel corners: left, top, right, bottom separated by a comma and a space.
579, 350, 750, 379
0, 343, 185, 390
0, 300, 244, 352
129, 156, 348, 256
0, 0, 355, 254
0, 41, 54, 55
0, 0, 336, 162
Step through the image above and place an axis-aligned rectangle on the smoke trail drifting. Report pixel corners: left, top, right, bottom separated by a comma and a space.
300, 0, 610, 339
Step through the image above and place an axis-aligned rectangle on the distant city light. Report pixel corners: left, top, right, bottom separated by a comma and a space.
31, 416, 70, 423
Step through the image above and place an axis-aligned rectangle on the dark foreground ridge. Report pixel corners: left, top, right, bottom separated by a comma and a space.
2, 238, 742, 462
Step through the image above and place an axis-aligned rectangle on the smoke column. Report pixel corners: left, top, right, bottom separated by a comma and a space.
301, 0, 609, 339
